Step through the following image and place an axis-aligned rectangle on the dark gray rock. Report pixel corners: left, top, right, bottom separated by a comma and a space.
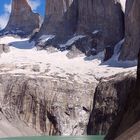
104, 46, 114, 61
119, 0, 140, 60
0, 0, 40, 37
87, 72, 136, 135
105, 51, 140, 140
36, 0, 78, 43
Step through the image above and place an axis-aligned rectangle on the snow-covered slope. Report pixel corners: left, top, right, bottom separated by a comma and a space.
0, 36, 136, 82
120, 0, 126, 12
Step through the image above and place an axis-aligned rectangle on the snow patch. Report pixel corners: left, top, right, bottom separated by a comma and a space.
0, 36, 35, 49
103, 39, 137, 68
39, 35, 55, 44
59, 35, 85, 48
0, 36, 137, 83
92, 30, 99, 34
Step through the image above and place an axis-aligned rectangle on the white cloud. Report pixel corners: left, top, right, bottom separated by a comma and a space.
0, 0, 41, 29
4, 3, 11, 13
27, 0, 41, 11
0, 2, 11, 29
0, 13, 10, 29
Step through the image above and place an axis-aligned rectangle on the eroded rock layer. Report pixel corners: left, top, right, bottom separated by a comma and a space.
0, 74, 97, 136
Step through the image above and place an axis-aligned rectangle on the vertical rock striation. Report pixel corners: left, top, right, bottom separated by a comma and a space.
77, 0, 124, 52
0, 74, 98, 136
105, 53, 140, 140
36, 0, 78, 42
36, 0, 124, 59
119, 0, 140, 60
87, 72, 136, 135
105, 0, 140, 138
105, 0, 140, 135
1, 0, 40, 37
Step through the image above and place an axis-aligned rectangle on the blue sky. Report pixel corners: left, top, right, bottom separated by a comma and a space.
0, 0, 45, 29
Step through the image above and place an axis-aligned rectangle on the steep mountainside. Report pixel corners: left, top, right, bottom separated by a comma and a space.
105, 51, 140, 140
87, 72, 136, 135
0, 0, 40, 37
105, 0, 140, 139
0, 67, 136, 137
76, 0, 124, 52
0, 74, 97, 136
36, 0, 77, 42
36, 0, 124, 60
119, 0, 140, 60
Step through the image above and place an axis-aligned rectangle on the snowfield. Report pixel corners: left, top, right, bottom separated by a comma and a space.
0, 36, 137, 83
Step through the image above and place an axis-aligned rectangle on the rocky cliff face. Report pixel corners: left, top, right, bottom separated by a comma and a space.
0, 74, 98, 136
105, 52, 140, 140
104, 0, 140, 138
36, 0, 78, 42
77, 0, 124, 52
1, 0, 40, 37
0, 70, 136, 137
119, 0, 140, 60
36, 0, 124, 59
87, 72, 136, 135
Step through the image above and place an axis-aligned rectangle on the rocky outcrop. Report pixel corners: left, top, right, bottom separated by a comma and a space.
87, 72, 136, 135
104, 0, 140, 138
0, 68, 137, 137
36, 0, 124, 59
119, 0, 140, 60
0, 71, 136, 137
77, 0, 124, 52
0, 74, 97, 136
0, 44, 10, 56
105, 51, 140, 140
115, 121, 140, 140
0, 0, 40, 37
36, 0, 78, 42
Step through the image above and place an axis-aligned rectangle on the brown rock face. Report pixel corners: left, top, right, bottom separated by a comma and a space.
37, 0, 78, 41
1, 0, 40, 37
119, 0, 140, 60
36, 0, 124, 57
0, 74, 97, 136
77, 0, 124, 52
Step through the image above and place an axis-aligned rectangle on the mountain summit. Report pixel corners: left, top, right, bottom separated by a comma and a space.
1, 0, 40, 37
